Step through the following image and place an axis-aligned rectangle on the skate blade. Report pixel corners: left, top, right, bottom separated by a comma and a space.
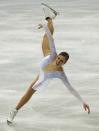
41, 3, 60, 15
7, 120, 12, 125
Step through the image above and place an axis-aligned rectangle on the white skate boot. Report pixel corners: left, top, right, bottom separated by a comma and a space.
7, 108, 18, 124
41, 3, 59, 19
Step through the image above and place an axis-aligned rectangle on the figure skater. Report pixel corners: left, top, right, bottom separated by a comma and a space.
7, 7, 90, 124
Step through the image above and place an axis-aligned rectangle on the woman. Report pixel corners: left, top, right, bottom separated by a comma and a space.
7, 12, 90, 124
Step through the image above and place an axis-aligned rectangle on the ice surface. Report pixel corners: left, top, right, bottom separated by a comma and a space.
0, 0, 99, 131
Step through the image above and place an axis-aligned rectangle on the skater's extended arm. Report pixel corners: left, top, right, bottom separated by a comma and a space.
61, 73, 84, 103
61, 72, 90, 114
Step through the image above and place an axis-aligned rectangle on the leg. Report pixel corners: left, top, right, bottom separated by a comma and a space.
16, 75, 39, 110
46, 18, 54, 34
7, 75, 39, 124
15, 88, 35, 111
42, 18, 54, 56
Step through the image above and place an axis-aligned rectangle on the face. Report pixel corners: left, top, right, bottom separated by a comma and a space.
55, 55, 66, 66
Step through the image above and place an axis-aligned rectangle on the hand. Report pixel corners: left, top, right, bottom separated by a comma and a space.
38, 24, 43, 29
83, 103, 90, 114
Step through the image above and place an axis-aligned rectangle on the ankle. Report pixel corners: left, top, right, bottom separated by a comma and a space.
45, 17, 52, 21
15, 107, 19, 111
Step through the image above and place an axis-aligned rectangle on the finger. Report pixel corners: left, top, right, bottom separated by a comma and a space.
88, 107, 90, 114
83, 106, 85, 111
86, 106, 90, 114
84, 106, 86, 111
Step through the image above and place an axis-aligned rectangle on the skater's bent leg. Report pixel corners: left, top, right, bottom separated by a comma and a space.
16, 75, 39, 110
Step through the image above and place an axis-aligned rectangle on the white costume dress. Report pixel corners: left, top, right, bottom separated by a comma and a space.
32, 24, 84, 103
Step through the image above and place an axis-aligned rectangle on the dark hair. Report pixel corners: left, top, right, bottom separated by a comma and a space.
59, 51, 69, 63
